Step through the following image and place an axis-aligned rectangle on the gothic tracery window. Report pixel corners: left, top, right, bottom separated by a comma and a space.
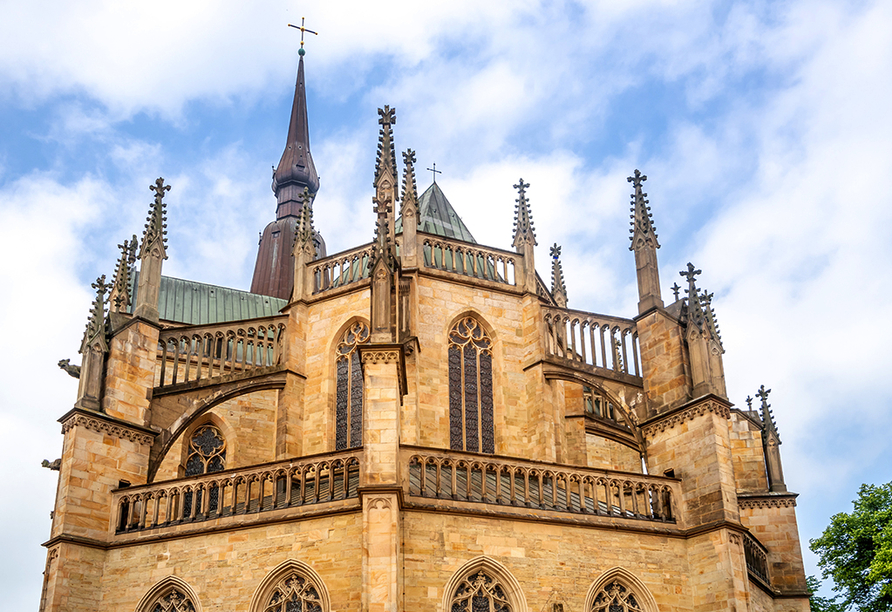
450, 570, 512, 612
335, 321, 370, 450
591, 582, 643, 612
151, 589, 196, 612
182, 424, 226, 516
448, 317, 494, 453
263, 571, 324, 612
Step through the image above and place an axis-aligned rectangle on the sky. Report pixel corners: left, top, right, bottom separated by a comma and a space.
1, 0, 890, 607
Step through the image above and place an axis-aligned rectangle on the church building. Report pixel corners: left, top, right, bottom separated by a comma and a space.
39, 43, 811, 612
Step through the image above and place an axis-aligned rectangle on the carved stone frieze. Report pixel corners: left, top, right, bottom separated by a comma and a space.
360, 350, 400, 365
641, 399, 731, 437
738, 496, 797, 509
60, 413, 155, 446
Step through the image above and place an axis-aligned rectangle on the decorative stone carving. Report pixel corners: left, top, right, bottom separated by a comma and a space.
359, 350, 400, 365
641, 400, 731, 437
738, 496, 797, 509
60, 412, 155, 446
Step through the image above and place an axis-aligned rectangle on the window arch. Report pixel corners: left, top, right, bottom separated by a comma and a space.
182, 423, 226, 516
443, 556, 527, 612
335, 321, 370, 450
249, 559, 330, 612
585, 568, 657, 612
136, 576, 201, 612
448, 316, 494, 453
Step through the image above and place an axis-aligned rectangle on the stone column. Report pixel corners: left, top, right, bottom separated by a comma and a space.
276, 302, 308, 458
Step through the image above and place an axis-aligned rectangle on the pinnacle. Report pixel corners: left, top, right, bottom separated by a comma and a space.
512, 178, 537, 249
628, 169, 659, 251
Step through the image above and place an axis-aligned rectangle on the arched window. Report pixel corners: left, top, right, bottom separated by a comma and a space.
335, 321, 370, 450
136, 577, 201, 612
590, 582, 643, 612
450, 570, 512, 612
182, 424, 226, 516
262, 572, 323, 612
448, 316, 494, 453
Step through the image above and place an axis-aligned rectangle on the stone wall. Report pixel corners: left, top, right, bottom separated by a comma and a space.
729, 412, 769, 493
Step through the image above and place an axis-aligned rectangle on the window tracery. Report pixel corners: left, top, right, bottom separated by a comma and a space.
150, 588, 196, 612
450, 570, 512, 612
335, 321, 370, 450
262, 571, 324, 612
590, 581, 643, 612
182, 424, 226, 516
448, 317, 494, 453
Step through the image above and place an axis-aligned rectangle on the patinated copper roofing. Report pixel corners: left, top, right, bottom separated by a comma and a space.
396, 182, 476, 243
130, 273, 287, 325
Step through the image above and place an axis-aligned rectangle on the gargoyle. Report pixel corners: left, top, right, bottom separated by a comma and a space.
58, 359, 81, 379
41, 458, 61, 471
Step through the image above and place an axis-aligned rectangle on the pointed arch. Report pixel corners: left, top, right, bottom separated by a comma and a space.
249, 559, 330, 612
331, 318, 370, 450
442, 556, 527, 612
584, 567, 658, 612
447, 315, 495, 453
135, 575, 202, 612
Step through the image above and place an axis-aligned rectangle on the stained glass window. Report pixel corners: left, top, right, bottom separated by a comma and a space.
335, 321, 370, 450
263, 572, 324, 612
591, 582, 643, 612
182, 424, 226, 516
448, 317, 494, 453
450, 571, 511, 612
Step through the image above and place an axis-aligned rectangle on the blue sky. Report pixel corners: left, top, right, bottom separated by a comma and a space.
2, 0, 891, 607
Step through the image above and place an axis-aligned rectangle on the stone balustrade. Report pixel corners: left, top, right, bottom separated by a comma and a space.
421, 233, 518, 286
156, 316, 287, 389
542, 306, 641, 378
744, 531, 770, 585
403, 447, 678, 524
112, 449, 361, 537
310, 243, 374, 295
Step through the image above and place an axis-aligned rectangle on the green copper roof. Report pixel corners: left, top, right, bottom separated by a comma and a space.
396, 182, 476, 243
130, 273, 287, 325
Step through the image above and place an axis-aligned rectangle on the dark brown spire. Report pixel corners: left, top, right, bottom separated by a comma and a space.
272, 55, 319, 219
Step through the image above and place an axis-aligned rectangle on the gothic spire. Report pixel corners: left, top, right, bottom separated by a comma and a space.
401, 149, 418, 208
550, 243, 568, 308
109, 235, 137, 313
680, 262, 706, 329
80, 275, 110, 355
139, 178, 169, 261
700, 289, 724, 349
272, 53, 320, 218
756, 385, 779, 440
293, 188, 316, 258
512, 178, 537, 250
628, 169, 660, 251
374, 106, 397, 187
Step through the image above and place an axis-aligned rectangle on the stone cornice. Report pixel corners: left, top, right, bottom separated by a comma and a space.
737, 493, 799, 509
360, 349, 401, 365
641, 395, 731, 437
59, 408, 156, 446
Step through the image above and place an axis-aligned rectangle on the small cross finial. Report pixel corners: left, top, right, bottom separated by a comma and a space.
404, 149, 417, 166
514, 178, 530, 197
756, 385, 771, 408
91, 275, 110, 293
149, 177, 171, 205
627, 169, 647, 188
426, 162, 442, 183
671, 282, 681, 300
550, 244, 561, 260
378, 105, 396, 127
745, 395, 753, 410
287, 17, 318, 56
680, 262, 701, 286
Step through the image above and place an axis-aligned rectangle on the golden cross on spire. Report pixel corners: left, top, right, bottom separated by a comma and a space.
288, 17, 318, 55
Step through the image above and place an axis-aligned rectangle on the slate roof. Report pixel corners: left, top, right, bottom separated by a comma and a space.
396, 182, 476, 243
130, 273, 287, 325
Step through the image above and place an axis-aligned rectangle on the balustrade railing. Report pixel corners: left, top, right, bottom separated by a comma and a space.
421, 234, 517, 286
310, 243, 374, 295
542, 307, 641, 377
113, 450, 361, 535
404, 448, 677, 524
156, 316, 287, 389
744, 532, 770, 584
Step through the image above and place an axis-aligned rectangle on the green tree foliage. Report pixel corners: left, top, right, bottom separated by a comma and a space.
808, 575, 845, 612
810, 483, 892, 612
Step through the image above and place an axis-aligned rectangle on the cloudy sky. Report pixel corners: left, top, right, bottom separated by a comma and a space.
2, 0, 890, 607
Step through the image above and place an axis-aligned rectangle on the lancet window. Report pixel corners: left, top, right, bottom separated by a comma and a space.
335, 321, 370, 450
182, 424, 226, 516
448, 317, 494, 453
450, 570, 511, 612
150, 589, 196, 612
590, 581, 643, 612
262, 571, 324, 612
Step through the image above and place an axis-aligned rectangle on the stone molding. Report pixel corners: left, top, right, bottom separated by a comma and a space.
360, 350, 401, 365
641, 397, 730, 437
60, 411, 155, 446
738, 495, 798, 509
